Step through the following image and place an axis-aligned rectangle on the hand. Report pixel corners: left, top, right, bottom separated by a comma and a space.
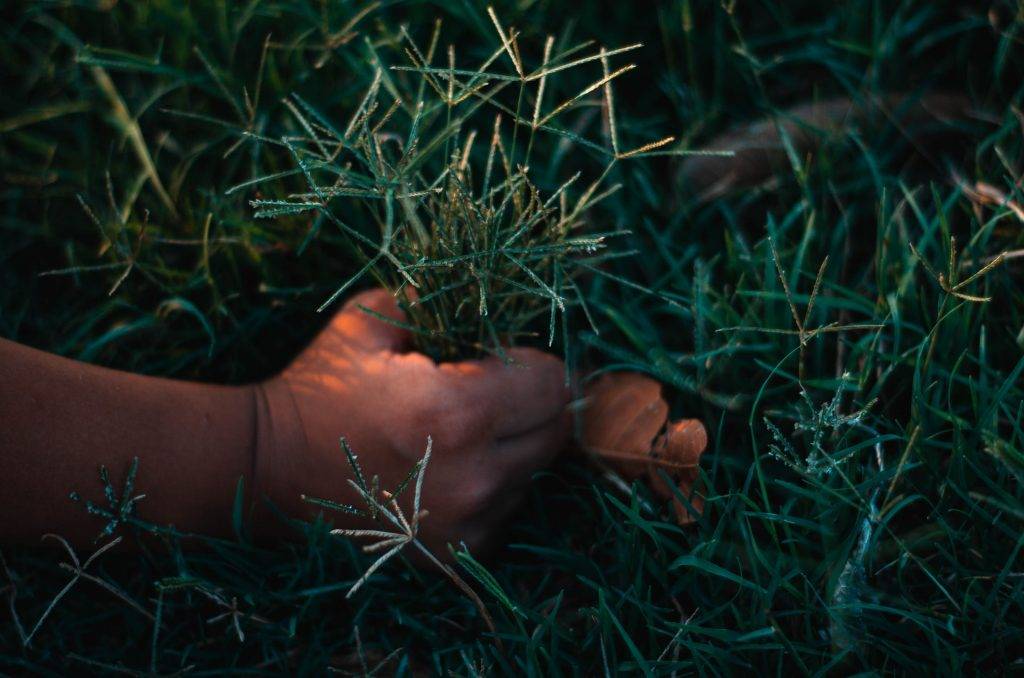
254, 289, 571, 553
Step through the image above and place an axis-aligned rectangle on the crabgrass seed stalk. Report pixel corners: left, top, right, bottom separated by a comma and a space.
249, 14, 674, 361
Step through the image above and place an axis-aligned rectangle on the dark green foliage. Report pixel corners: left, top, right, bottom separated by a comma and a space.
2, 0, 1024, 674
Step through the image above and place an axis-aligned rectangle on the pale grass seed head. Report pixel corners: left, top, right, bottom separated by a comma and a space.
249, 9, 688, 361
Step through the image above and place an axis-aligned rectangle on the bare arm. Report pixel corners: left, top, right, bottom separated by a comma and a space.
0, 336, 257, 542
0, 289, 571, 550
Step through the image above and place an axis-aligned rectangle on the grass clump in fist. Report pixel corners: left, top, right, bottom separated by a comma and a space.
248, 10, 685, 362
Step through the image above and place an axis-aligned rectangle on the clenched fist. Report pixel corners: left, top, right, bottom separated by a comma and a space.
255, 289, 572, 552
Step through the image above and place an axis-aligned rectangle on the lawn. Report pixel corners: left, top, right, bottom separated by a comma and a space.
2, 0, 1023, 674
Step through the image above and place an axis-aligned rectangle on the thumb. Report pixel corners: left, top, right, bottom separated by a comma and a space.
330, 288, 413, 353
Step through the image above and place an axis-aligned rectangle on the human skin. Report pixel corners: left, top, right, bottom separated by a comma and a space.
0, 289, 571, 552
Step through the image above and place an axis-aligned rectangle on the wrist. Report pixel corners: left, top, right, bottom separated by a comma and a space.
251, 376, 309, 524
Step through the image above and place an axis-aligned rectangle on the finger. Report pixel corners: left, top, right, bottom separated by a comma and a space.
330, 288, 413, 353
492, 408, 571, 485
440, 347, 570, 438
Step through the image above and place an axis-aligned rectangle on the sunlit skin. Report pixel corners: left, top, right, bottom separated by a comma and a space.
0, 289, 571, 553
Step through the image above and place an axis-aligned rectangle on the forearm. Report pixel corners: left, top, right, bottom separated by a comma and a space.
0, 338, 257, 543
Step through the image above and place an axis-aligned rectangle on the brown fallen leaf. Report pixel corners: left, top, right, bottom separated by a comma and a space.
581, 372, 708, 524
650, 419, 707, 524
581, 372, 668, 479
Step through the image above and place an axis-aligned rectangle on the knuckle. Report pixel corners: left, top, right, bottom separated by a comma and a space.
344, 287, 389, 312
442, 397, 490, 448
408, 398, 478, 451
512, 348, 567, 393
513, 346, 562, 369
407, 398, 447, 438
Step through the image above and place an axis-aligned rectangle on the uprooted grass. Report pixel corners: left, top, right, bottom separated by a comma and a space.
2, 0, 1024, 674
241, 16, 685, 361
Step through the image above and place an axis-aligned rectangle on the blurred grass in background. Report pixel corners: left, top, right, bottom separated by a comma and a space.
2, 0, 1024, 674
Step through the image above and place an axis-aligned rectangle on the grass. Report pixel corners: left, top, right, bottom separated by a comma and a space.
2, 0, 1024, 674
242, 15, 680, 361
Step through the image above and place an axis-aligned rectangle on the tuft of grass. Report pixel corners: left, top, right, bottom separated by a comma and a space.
241, 12, 689, 361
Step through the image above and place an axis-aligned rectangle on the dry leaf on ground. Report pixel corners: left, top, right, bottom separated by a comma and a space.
580, 372, 708, 524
